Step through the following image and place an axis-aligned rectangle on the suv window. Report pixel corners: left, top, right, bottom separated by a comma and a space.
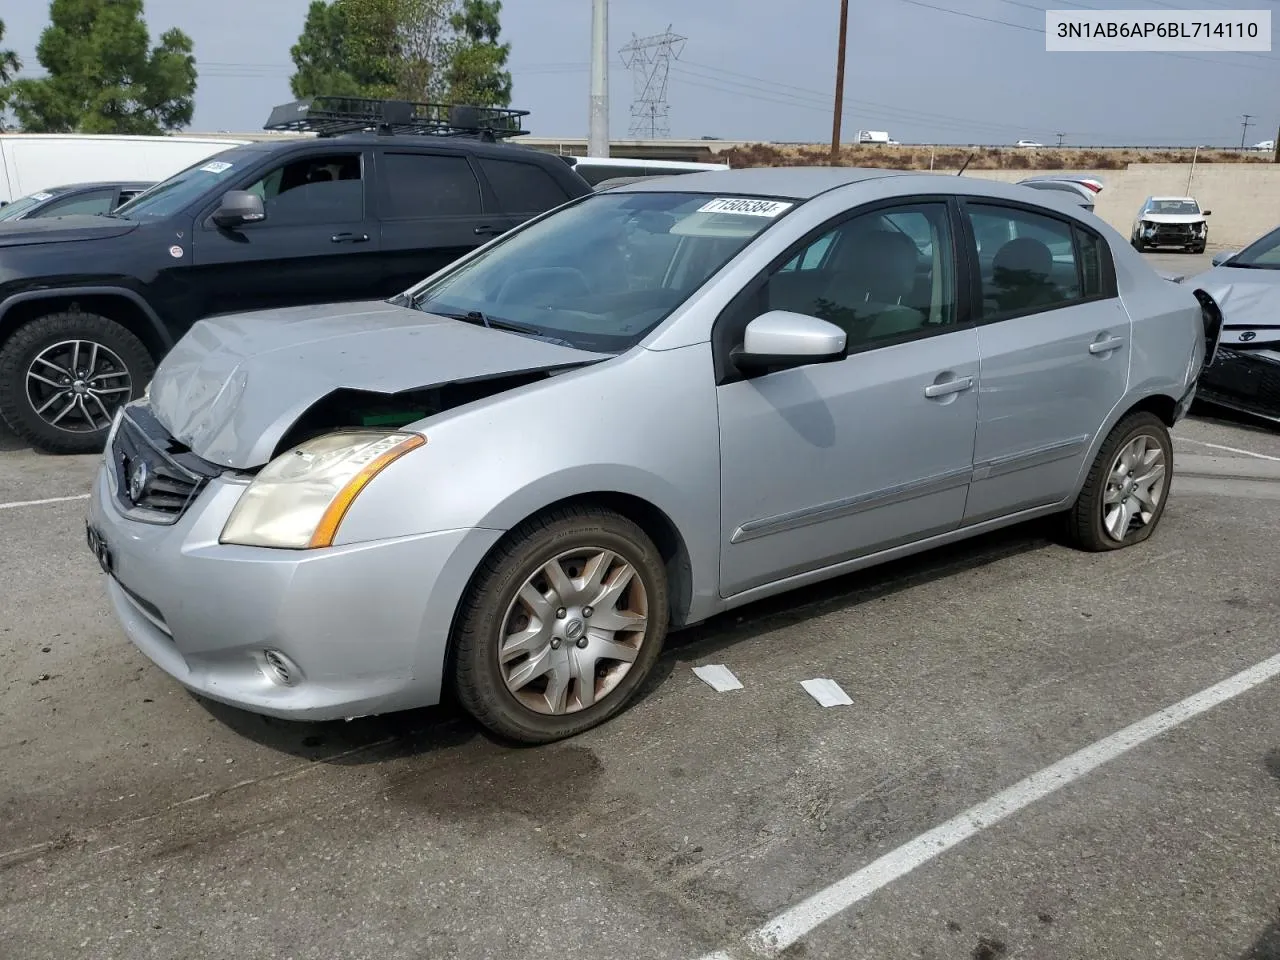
242, 152, 364, 225
477, 158, 570, 214
964, 204, 1086, 318
42, 190, 116, 217
758, 202, 956, 350
382, 152, 482, 218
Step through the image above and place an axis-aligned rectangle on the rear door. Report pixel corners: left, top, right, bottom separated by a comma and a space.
374, 148, 499, 294
188, 146, 385, 317
959, 199, 1130, 523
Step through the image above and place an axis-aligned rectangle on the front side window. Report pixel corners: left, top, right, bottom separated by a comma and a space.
241, 152, 364, 225
409, 191, 793, 353
757, 202, 956, 349
965, 204, 1084, 319
382, 152, 482, 218
40, 191, 116, 218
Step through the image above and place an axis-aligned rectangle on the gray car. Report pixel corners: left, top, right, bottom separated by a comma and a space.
85, 168, 1221, 744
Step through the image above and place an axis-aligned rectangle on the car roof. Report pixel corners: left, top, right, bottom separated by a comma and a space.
43, 180, 155, 192
606, 166, 912, 200
224, 134, 568, 163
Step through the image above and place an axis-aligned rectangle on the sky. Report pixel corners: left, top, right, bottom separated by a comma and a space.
3, 0, 1279, 147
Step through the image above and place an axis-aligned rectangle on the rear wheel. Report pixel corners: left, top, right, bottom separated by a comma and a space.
451, 505, 669, 744
0, 310, 154, 454
1063, 412, 1173, 552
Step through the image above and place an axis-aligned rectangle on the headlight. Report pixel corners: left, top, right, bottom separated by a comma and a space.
219, 431, 426, 549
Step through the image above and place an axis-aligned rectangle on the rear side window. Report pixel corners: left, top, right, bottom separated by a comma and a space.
477, 158, 570, 214
965, 203, 1086, 319
42, 191, 116, 217
1075, 226, 1105, 297
382, 152, 482, 218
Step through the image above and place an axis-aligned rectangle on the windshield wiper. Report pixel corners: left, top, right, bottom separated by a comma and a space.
431, 309, 577, 347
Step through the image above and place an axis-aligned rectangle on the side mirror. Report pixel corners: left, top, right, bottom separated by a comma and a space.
1211, 250, 1237, 267
731, 310, 847, 375
1203, 210, 1212, 217
211, 190, 265, 228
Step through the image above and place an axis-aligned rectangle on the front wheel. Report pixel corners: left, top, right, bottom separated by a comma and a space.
451, 505, 670, 744
1063, 412, 1173, 551
0, 311, 154, 454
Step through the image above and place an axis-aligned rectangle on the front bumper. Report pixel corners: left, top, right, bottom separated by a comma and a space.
86, 464, 503, 721
1139, 222, 1205, 247
1198, 347, 1280, 421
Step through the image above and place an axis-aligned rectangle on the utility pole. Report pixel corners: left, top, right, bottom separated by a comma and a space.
1273, 122, 1279, 164
588, 0, 609, 158
1056, 132, 1065, 147
1240, 113, 1254, 150
830, 0, 849, 164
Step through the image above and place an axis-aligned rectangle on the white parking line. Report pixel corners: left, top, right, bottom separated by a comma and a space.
1177, 437, 1280, 462
700, 651, 1280, 959
0, 493, 89, 511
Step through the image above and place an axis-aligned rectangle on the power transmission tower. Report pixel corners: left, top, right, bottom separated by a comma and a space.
1240, 113, 1254, 149
1056, 132, 1066, 147
620, 26, 685, 139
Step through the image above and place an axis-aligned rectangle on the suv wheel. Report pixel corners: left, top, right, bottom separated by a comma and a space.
451, 505, 669, 744
0, 311, 154, 454
1064, 411, 1173, 551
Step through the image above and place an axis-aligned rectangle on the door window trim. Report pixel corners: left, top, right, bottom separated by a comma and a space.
711, 193, 975, 386
955, 197, 1118, 328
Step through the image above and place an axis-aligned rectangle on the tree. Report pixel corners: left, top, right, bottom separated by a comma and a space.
0, 19, 21, 85
290, 0, 456, 102
8, 0, 196, 134
445, 0, 511, 107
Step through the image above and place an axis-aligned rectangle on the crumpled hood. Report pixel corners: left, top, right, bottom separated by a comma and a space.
1138, 213, 1205, 224
1184, 269, 1280, 347
0, 214, 139, 248
147, 300, 608, 469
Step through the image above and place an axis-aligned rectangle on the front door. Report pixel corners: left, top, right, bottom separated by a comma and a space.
959, 200, 1131, 522
715, 198, 981, 598
188, 147, 384, 319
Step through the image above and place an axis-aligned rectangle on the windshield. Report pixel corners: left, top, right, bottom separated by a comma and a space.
1227, 226, 1280, 268
409, 191, 796, 353
113, 148, 257, 220
1144, 199, 1200, 215
0, 190, 59, 221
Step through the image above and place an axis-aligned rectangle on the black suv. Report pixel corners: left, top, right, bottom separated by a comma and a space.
0, 97, 593, 453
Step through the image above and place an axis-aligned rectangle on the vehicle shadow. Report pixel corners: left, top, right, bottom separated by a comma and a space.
196, 516, 1058, 764
1191, 401, 1280, 437
0, 422, 27, 452
1241, 917, 1280, 959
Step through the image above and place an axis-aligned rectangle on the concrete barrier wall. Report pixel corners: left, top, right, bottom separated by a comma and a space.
938, 164, 1279, 250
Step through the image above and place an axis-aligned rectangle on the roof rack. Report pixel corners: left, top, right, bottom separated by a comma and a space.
263, 96, 530, 141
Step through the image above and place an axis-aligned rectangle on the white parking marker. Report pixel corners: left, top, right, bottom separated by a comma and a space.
0, 493, 90, 511
698, 651, 1280, 959
800, 678, 853, 708
1177, 437, 1280, 462
693, 664, 743, 692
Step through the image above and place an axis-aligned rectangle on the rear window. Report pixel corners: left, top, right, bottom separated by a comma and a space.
382, 152, 482, 218
478, 158, 570, 214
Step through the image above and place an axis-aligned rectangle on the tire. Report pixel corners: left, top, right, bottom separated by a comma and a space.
1131, 236, 1144, 251
451, 505, 669, 744
1063, 411, 1173, 552
0, 310, 154, 455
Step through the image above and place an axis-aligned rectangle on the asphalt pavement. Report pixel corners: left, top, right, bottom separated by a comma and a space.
3, 251, 1280, 960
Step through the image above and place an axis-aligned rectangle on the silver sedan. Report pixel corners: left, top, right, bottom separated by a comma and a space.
86, 168, 1221, 743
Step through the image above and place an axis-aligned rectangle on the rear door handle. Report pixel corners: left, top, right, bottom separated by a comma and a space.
1089, 336, 1125, 355
924, 375, 974, 398
331, 232, 370, 244
473, 224, 504, 237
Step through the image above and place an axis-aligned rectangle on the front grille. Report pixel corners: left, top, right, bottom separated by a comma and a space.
1199, 347, 1280, 413
1151, 223, 1195, 243
109, 404, 224, 525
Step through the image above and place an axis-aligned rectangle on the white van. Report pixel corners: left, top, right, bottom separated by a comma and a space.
556, 155, 729, 187
0, 134, 250, 204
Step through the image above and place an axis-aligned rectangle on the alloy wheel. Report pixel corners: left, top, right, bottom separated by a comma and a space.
25, 339, 133, 434
498, 547, 650, 715
1101, 433, 1168, 542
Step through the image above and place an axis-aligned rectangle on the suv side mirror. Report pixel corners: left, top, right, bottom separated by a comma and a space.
1211, 250, 1237, 266
1203, 210, 1212, 216
212, 190, 265, 228
730, 310, 847, 375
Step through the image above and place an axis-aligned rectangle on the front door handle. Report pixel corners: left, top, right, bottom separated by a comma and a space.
331, 232, 370, 244
924, 375, 974, 398
473, 224, 504, 237
1089, 336, 1125, 355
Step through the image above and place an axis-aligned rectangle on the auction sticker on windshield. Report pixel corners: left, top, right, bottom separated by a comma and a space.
200, 160, 233, 174
32, 193, 53, 201
697, 198, 794, 217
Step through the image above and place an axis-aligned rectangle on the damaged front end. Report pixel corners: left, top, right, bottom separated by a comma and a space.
1198, 326, 1280, 422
